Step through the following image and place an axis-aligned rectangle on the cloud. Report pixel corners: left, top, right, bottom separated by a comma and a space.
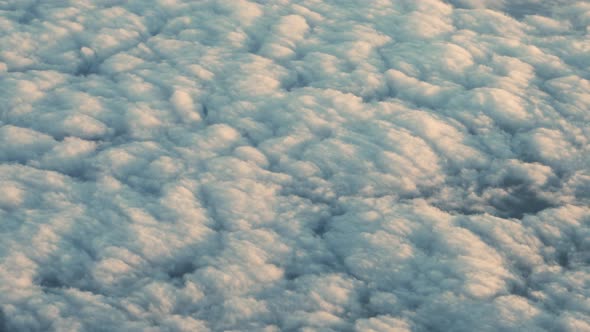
0, 0, 589, 331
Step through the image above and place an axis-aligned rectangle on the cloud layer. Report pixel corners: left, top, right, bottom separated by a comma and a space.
1, 0, 589, 331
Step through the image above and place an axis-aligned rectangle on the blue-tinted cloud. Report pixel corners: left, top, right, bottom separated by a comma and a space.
1, 0, 589, 331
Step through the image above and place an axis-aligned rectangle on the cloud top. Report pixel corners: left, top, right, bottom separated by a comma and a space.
0, 0, 589, 331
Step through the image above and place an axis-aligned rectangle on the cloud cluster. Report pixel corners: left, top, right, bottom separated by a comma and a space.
1, 0, 589, 331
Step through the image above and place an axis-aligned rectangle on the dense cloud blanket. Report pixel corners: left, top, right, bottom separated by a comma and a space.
1, 0, 589, 331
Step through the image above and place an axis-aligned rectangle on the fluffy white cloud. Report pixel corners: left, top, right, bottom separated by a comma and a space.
1, 0, 588, 331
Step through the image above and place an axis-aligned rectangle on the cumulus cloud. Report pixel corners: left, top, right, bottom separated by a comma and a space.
0, 0, 589, 331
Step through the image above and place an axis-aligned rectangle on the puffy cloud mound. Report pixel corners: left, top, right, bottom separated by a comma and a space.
1, 0, 589, 331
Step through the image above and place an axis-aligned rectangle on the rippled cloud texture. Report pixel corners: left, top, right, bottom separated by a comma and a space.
1, 0, 589, 331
